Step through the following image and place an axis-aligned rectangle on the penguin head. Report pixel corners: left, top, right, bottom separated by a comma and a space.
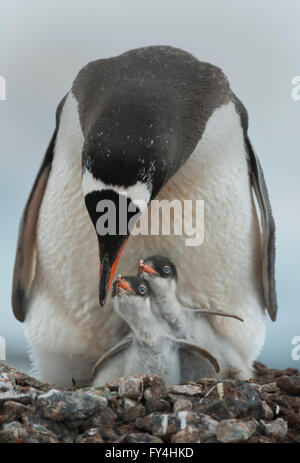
139, 255, 177, 300
111, 275, 153, 330
82, 91, 179, 307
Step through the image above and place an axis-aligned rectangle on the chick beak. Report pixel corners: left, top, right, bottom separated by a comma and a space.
139, 260, 158, 275
116, 276, 136, 295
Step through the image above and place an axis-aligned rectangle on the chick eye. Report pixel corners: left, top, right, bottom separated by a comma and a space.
163, 265, 171, 275
138, 284, 147, 295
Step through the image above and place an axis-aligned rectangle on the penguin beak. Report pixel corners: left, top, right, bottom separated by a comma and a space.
116, 276, 136, 295
139, 260, 158, 275
98, 237, 128, 306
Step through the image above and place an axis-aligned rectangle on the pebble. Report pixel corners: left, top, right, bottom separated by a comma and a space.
171, 425, 200, 443
261, 382, 279, 393
216, 419, 258, 443
173, 398, 193, 413
118, 376, 143, 400
168, 384, 203, 396
277, 375, 300, 395
36, 389, 107, 421
261, 418, 288, 441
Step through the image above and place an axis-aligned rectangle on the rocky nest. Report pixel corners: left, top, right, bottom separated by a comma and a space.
0, 362, 299, 443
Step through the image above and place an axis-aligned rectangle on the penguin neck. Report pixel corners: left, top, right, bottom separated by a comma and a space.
133, 309, 172, 349
155, 291, 183, 330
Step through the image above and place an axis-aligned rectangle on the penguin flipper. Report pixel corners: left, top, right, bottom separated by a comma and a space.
11, 95, 67, 322
92, 335, 133, 377
246, 136, 278, 321
175, 337, 220, 373
185, 306, 244, 322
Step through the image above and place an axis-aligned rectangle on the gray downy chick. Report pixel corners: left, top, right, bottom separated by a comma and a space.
139, 255, 249, 380
92, 275, 219, 386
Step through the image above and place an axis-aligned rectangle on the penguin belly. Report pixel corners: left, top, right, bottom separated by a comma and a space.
92, 340, 180, 386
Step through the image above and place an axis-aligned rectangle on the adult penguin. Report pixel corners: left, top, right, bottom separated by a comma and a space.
12, 46, 277, 386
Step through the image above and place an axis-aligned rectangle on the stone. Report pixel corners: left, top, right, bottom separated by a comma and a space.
118, 376, 143, 400
3, 400, 29, 416
261, 382, 279, 393
144, 388, 171, 413
76, 428, 104, 443
0, 386, 38, 405
167, 384, 203, 396
260, 401, 274, 420
135, 412, 180, 437
80, 406, 116, 430
216, 419, 258, 443
261, 418, 288, 441
123, 402, 146, 422
171, 425, 200, 443
173, 399, 193, 413
277, 375, 300, 395
36, 389, 107, 421
199, 381, 262, 420
122, 432, 164, 443
0, 421, 29, 443
197, 413, 218, 440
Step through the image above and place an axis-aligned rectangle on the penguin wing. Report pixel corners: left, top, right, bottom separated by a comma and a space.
175, 338, 220, 373
185, 306, 244, 322
246, 136, 278, 321
11, 95, 67, 322
92, 335, 133, 377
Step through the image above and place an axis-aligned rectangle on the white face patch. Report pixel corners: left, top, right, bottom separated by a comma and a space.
82, 169, 151, 212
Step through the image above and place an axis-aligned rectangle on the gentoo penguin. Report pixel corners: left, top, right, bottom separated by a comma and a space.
92, 276, 219, 386
140, 255, 252, 379
12, 46, 277, 386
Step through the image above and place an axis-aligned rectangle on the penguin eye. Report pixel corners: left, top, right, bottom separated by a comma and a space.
163, 265, 171, 275
138, 284, 147, 296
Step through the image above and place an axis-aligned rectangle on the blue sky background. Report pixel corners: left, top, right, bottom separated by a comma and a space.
0, 0, 299, 373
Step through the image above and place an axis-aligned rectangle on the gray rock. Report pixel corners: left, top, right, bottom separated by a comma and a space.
171, 425, 200, 443
173, 399, 193, 413
0, 421, 29, 443
261, 382, 279, 393
76, 428, 104, 443
36, 389, 107, 421
261, 418, 288, 441
136, 412, 180, 437
0, 387, 38, 405
167, 384, 203, 396
118, 376, 143, 400
277, 375, 300, 395
216, 419, 258, 443
197, 413, 218, 440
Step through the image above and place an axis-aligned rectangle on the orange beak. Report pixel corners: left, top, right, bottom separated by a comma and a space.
98, 237, 128, 306
139, 260, 158, 275
116, 275, 136, 295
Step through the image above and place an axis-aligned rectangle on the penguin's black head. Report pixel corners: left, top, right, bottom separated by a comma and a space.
82, 85, 181, 306
111, 275, 151, 299
139, 255, 177, 281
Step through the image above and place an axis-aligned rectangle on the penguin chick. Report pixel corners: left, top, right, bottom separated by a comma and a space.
140, 255, 250, 380
92, 276, 219, 386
